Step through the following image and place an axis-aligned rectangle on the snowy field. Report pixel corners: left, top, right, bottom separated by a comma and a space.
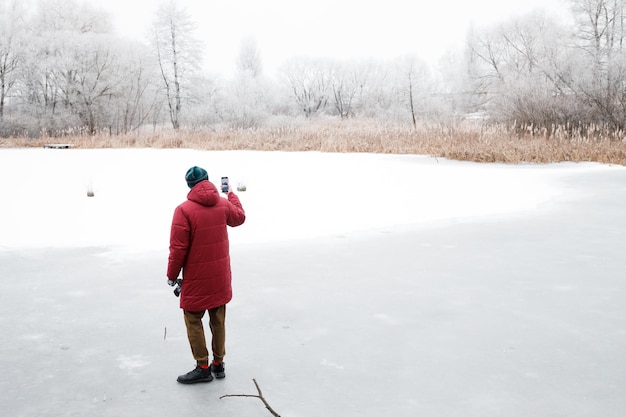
0, 148, 625, 417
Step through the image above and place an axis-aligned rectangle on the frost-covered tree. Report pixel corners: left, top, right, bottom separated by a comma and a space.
111, 42, 160, 134
279, 57, 331, 117
435, 48, 476, 119
327, 60, 364, 119
57, 35, 123, 134
465, 2, 626, 130
349, 59, 392, 118
236, 36, 263, 79
150, 0, 203, 130
224, 38, 273, 128
392, 55, 433, 128
30, 0, 123, 134
467, 11, 581, 128
35, 0, 112, 33
568, 0, 626, 129
5, 0, 125, 135
0, 0, 27, 120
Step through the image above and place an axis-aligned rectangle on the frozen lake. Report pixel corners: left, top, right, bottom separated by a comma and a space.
0, 149, 624, 416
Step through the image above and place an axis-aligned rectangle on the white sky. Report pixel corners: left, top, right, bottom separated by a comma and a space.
90, 0, 569, 76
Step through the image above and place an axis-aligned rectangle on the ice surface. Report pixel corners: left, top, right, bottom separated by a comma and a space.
0, 149, 624, 416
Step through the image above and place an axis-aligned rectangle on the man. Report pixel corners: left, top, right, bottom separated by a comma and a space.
167, 166, 246, 384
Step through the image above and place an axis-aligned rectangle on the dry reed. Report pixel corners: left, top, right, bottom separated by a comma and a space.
2, 119, 625, 165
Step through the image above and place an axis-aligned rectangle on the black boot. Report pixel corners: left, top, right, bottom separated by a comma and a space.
210, 362, 226, 379
177, 366, 214, 384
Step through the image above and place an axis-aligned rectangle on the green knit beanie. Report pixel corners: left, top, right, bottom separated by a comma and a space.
185, 166, 208, 188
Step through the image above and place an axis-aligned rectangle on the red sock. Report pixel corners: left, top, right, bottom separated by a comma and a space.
200, 365, 209, 369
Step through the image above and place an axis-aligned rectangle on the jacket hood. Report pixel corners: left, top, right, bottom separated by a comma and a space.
187, 181, 220, 207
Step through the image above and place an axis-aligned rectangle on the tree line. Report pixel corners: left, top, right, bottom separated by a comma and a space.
0, 0, 625, 137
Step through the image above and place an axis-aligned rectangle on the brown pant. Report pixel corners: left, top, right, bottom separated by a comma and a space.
183, 305, 226, 367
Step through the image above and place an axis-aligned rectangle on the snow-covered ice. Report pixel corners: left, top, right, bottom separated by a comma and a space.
0, 148, 624, 416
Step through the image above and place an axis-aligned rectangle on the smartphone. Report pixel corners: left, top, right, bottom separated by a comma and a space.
221, 176, 229, 193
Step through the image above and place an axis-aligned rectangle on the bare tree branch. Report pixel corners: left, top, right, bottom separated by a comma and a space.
220, 378, 281, 417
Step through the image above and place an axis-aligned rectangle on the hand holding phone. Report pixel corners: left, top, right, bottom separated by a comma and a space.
221, 177, 229, 193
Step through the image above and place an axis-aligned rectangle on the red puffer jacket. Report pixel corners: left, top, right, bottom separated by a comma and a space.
167, 180, 246, 311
